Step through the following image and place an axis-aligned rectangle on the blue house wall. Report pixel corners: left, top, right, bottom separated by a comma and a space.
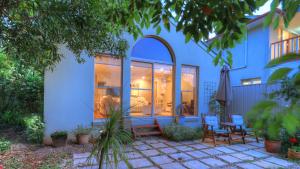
44, 25, 221, 140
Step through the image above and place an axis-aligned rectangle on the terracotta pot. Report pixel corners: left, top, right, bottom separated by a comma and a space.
51, 136, 67, 147
288, 148, 300, 159
264, 139, 281, 153
76, 134, 89, 145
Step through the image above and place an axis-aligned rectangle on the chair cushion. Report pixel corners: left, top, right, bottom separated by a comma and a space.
231, 115, 247, 129
205, 116, 219, 130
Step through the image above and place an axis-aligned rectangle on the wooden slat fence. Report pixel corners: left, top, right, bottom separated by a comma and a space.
228, 83, 281, 117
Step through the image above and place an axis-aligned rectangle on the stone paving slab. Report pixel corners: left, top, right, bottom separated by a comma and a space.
129, 158, 153, 168
201, 148, 223, 155
175, 145, 194, 151
218, 155, 242, 163
73, 137, 300, 169
159, 147, 178, 154
186, 150, 209, 158
160, 162, 186, 169
141, 149, 160, 156
236, 163, 263, 169
252, 160, 282, 168
243, 150, 268, 158
230, 153, 255, 161
215, 146, 236, 153
264, 156, 295, 168
150, 155, 174, 165
189, 144, 208, 149
169, 152, 193, 161
200, 157, 227, 167
183, 160, 209, 169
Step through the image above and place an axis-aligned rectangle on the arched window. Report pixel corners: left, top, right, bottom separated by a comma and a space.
131, 37, 173, 63
130, 37, 174, 117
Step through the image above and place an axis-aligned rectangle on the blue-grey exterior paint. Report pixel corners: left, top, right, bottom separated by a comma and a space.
44, 25, 221, 138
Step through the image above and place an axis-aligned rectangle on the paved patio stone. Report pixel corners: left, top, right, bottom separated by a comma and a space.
143, 167, 160, 169
188, 144, 208, 149
159, 147, 178, 154
128, 158, 153, 168
186, 150, 209, 158
150, 155, 174, 165
252, 160, 281, 168
228, 144, 249, 151
248, 142, 264, 148
169, 152, 193, 161
201, 148, 223, 155
134, 144, 152, 151
243, 150, 268, 158
165, 141, 182, 146
126, 151, 143, 159
183, 160, 209, 169
215, 146, 236, 153
74, 157, 97, 166
175, 145, 194, 151
151, 142, 168, 148
102, 161, 129, 169
218, 155, 242, 163
264, 157, 295, 167
230, 153, 254, 161
73, 152, 90, 159
200, 158, 227, 167
141, 149, 160, 156
160, 162, 186, 169
73, 137, 300, 169
236, 163, 263, 169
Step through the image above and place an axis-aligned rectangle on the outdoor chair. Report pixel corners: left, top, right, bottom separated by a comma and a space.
229, 114, 259, 143
202, 115, 231, 146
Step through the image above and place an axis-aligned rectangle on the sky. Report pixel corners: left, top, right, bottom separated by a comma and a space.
254, 0, 274, 15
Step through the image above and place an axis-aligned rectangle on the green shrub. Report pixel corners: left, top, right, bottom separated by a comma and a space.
0, 137, 11, 153
0, 111, 25, 127
163, 124, 202, 142
24, 115, 45, 143
51, 131, 68, 139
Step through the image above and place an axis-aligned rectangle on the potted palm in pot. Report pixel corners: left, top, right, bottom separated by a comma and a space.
247, 54, 300, 153
74, 125, 91, 145
51, 131, 68, 147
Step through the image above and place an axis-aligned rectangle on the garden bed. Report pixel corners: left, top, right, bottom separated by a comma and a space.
0, 127, 91, 169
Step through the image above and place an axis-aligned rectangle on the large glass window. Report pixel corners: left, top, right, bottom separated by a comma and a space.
181, 65, 198, 116
94, 56, 121, 119
130, 62, 152, 117
154, 64, 173, 116
130, 37, 174, 117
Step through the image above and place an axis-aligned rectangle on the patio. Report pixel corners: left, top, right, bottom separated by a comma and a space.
73, 137, 300, 169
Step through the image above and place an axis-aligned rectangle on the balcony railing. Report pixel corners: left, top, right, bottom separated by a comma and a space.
270, 35, 300, 59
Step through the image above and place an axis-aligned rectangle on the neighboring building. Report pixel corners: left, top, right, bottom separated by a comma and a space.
44, 25, 221, 139
227, 9, 300, 86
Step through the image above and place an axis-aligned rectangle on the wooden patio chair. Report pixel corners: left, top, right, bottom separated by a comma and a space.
202, 114, 231, 146
229, 114, 259, 143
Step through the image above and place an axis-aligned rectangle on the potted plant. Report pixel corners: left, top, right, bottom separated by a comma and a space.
74, 125, 91, 145
51, 131, 68, 147
247, 57, 300, 153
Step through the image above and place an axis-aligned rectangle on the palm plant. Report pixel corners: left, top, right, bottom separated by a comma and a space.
88, 107, 133, 169
247, 53, 300, 140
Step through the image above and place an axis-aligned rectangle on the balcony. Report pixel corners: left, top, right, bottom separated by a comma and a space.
270, 35, 300, 59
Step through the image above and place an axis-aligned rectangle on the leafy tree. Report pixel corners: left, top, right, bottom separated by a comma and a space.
0, 52, 43, 115
129, 0, 300, 67
1, 0, 299, 69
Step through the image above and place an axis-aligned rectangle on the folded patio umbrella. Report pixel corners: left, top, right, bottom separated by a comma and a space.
216, 65, 232, 122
